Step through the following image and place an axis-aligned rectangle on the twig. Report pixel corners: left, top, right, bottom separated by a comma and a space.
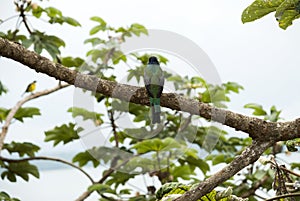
264, 192, 300, 201
241, 175, 269, 198
75, 155, 136, 201
0, 156, 94, 183
174, 140, 273, 201
18, 1, 32, 34
0, 83, 69, 153
108, 110, 119, 148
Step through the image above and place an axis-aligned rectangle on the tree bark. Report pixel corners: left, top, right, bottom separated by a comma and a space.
1, 37, 300, 201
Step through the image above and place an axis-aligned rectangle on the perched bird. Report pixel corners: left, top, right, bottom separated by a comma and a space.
144, 56, 164, 124
22, 80, 36, 96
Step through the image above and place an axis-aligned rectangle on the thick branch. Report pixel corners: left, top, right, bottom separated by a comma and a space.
174, 140, 274, 201
1, 37, 299, 142
0, 82, 69, 152
1, 37, 300, 201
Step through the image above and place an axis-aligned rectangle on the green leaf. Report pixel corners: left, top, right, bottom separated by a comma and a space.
290, 162, 300, 169
45, 34, 66, 47
0, 30, 26, 43
0, 107, 8, 123
105, 171, 135, 188
3, 142, 40, 157
89, 17, 107, 35
61, 56, 84, 68
0, 191, 20, 201
86, 49, 108, 63
119, 189, 131, 195
211, 154, 225, 165
244, 103, 267, 116
275, 0, 299, 20
68, 107, 103, 126
286, 138, 300, 152
90, 25, 104, 35
88, 184, 115, 194
34, 41, 43, 54
63, 16, 81, 27
90, 16, 107, 25
132, 137, 181, 154
0, 81, 8, 95
84, 37, 106, 46
242, 0, 283, 23
129, 23, 148, 36
181, 156, 210, 175
112, 50, 127, 64
72, 151, 100, 167
44, 7, 62, 18
14, 107, 41, 122
171, 165, 195, 181
223, 82, 244, 94
266, 105, 281, 122
23, 31, 65, 60
44, 123, 79, 146
31, 5, 44, 18
278, 9, 300, 29
1, 161, 39, 182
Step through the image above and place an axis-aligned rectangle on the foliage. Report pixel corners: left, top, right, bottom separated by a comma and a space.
156, 182, 247, 201
44, 123, 80, 146
0, 191, 20, 201
0, 1, 300, 201
242, 0, 300, 29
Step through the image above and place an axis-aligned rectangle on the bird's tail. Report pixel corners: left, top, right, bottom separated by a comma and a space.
150, 97, 161, 124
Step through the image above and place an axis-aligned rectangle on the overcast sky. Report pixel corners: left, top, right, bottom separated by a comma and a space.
1, 0, 300, 200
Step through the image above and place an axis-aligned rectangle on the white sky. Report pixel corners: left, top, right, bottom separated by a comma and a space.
1, 0, 300, 200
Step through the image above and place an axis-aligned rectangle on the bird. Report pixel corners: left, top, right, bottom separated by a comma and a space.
22, 80, 36, 96
143, 56, 164, 124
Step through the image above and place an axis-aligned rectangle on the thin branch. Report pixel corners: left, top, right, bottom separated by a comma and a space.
19, 3, 32, 34
0, 83, 69, 152
75, 154, 134, 201
0, 155, 94, 183
264, 192, 300, 201
279, 165, 300, 178
109, 110, 119, 148
241, 175, 269, 198
174, 140, 274, 201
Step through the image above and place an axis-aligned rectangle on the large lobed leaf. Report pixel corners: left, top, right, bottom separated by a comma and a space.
1, 161, 39, 182
3, 141, 40, 157
44, 123, 79, 146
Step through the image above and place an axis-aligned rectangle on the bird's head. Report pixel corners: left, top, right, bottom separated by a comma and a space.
33, 80, 37, 83
148, 56, 159, 65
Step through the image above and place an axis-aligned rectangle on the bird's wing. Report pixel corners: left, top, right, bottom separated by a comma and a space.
159, 70, 165, 87
144, 67, 152, 86
25, 84, 31, 92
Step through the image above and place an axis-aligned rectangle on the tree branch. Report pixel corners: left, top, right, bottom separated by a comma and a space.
1, 37, 299, 143
265, 192, 300, 201
174, 140, 274, 201
0, 155, 94, 183
75, 154, 134, 201
1, 37, 300, 201
0, 82, 69, 152
240, 174, 269, 198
